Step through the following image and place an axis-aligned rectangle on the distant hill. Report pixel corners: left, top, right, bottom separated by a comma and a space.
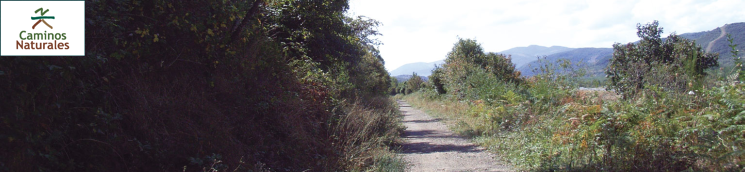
389, 45, 572, 76
689, 22, 745, 61
500, 45, 574, 68
394, 75, 428, 83
519, 22, 745, 77
389, 60, 444, 76
390, 22, 745, 78
518, 48, 613, 77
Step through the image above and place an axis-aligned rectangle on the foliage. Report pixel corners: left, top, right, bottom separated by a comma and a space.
405, 72, 424, 94
403, 21, 744, 171
441, 38, 523, 99
728, 34, 744, 82
389, 76, 399, 95
429, 65, 447, 94
0, 0, 402, 171
606, 21, 719, 99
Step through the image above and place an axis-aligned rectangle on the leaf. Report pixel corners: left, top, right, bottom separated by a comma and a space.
153, 35, 159, 42
207, 29, 214, 36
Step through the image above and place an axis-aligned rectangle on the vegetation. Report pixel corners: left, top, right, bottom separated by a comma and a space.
405, 73, 425, 94
403, 21, 744, 171
607, 21, 719, 99
442, 38, 523, 100
1, 0, 404, 171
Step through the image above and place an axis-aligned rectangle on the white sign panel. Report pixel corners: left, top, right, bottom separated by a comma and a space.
1, 1, 85, 56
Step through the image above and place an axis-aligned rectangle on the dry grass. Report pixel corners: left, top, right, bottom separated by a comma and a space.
333, 97, 406, 171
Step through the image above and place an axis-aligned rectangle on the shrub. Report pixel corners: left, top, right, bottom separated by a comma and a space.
442, 38, 523, 98
606, 21, 719, 99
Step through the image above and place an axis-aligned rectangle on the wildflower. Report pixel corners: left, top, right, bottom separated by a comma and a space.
688, 91, 695, 95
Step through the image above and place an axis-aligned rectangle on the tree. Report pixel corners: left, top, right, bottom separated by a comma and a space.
429, 65, 447, 94
606, 21, 718, 98
482, 52, 521, 84
406, 72, 424, 94
389, 76, 399, 95
442, 38, 522, 97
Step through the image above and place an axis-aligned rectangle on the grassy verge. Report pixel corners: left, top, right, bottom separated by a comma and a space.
336, 97, 407, 172
403, 81, 745, 171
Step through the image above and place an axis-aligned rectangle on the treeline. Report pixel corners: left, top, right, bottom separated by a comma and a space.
1, 0, 404, 171
390, 73, 425, 95
405, 21, 744, 171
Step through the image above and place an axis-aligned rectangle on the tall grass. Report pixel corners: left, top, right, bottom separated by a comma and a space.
332, 97, 407, 171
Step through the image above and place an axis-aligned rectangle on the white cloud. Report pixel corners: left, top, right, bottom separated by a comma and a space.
348, 0, 745, 71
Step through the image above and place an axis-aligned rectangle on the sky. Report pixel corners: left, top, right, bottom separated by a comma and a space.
347, 0, 745, 72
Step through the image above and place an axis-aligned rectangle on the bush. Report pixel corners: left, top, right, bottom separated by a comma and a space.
403, 21, 742, 171
606, 21, 718, 99
442, 38, 523, 98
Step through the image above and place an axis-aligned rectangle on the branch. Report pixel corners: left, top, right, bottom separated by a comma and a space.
227, 0, 264, 46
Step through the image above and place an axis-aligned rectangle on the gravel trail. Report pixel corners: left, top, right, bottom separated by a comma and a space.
398, 100, 512, 172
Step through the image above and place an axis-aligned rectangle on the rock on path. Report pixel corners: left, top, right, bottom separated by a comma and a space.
398, 100, 512, 172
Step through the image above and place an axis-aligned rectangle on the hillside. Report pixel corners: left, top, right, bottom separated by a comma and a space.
500, 45, 574, 67
389, 45, 573, 76
392, 22, 745, 78
518, 48, 613, 77
389, 60, 444, 76
693, 22, 745, 60
394, 75, 429, 83
519, 22, 745, 77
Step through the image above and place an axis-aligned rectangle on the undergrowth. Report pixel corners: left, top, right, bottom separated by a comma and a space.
407, 81, 745, 171
0, 0, 406, 171
401, 23, 744, 171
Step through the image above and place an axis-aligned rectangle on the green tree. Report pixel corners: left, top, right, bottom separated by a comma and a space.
406, 73, 424, 94
442, 38, 522, 97
389, 76, 399, 95
606, 21, 718, 98
429, 65, 447, 94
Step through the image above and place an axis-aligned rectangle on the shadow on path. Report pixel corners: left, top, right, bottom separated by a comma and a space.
404, 118, 441, 123
401, 129, 481, 153
402, 142, 482, 154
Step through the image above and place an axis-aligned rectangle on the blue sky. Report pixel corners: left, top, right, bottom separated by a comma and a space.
347, 0, 745, 71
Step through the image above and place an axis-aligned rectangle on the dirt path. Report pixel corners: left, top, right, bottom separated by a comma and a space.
398, 100, 512, 172
707, 24, 727, 52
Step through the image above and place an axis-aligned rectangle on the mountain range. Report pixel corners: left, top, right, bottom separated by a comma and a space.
390, 22, 745, 79
388, 60, 444, 76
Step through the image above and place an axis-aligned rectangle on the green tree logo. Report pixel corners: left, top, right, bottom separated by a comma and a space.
31, 8, 55, 29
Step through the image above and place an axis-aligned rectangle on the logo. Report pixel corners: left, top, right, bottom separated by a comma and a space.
32, 8, 54, 29
1, 0, 85, 56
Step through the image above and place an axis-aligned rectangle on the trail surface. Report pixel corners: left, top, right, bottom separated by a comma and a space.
707, 24, 727, 52
398, 100, 512, 172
